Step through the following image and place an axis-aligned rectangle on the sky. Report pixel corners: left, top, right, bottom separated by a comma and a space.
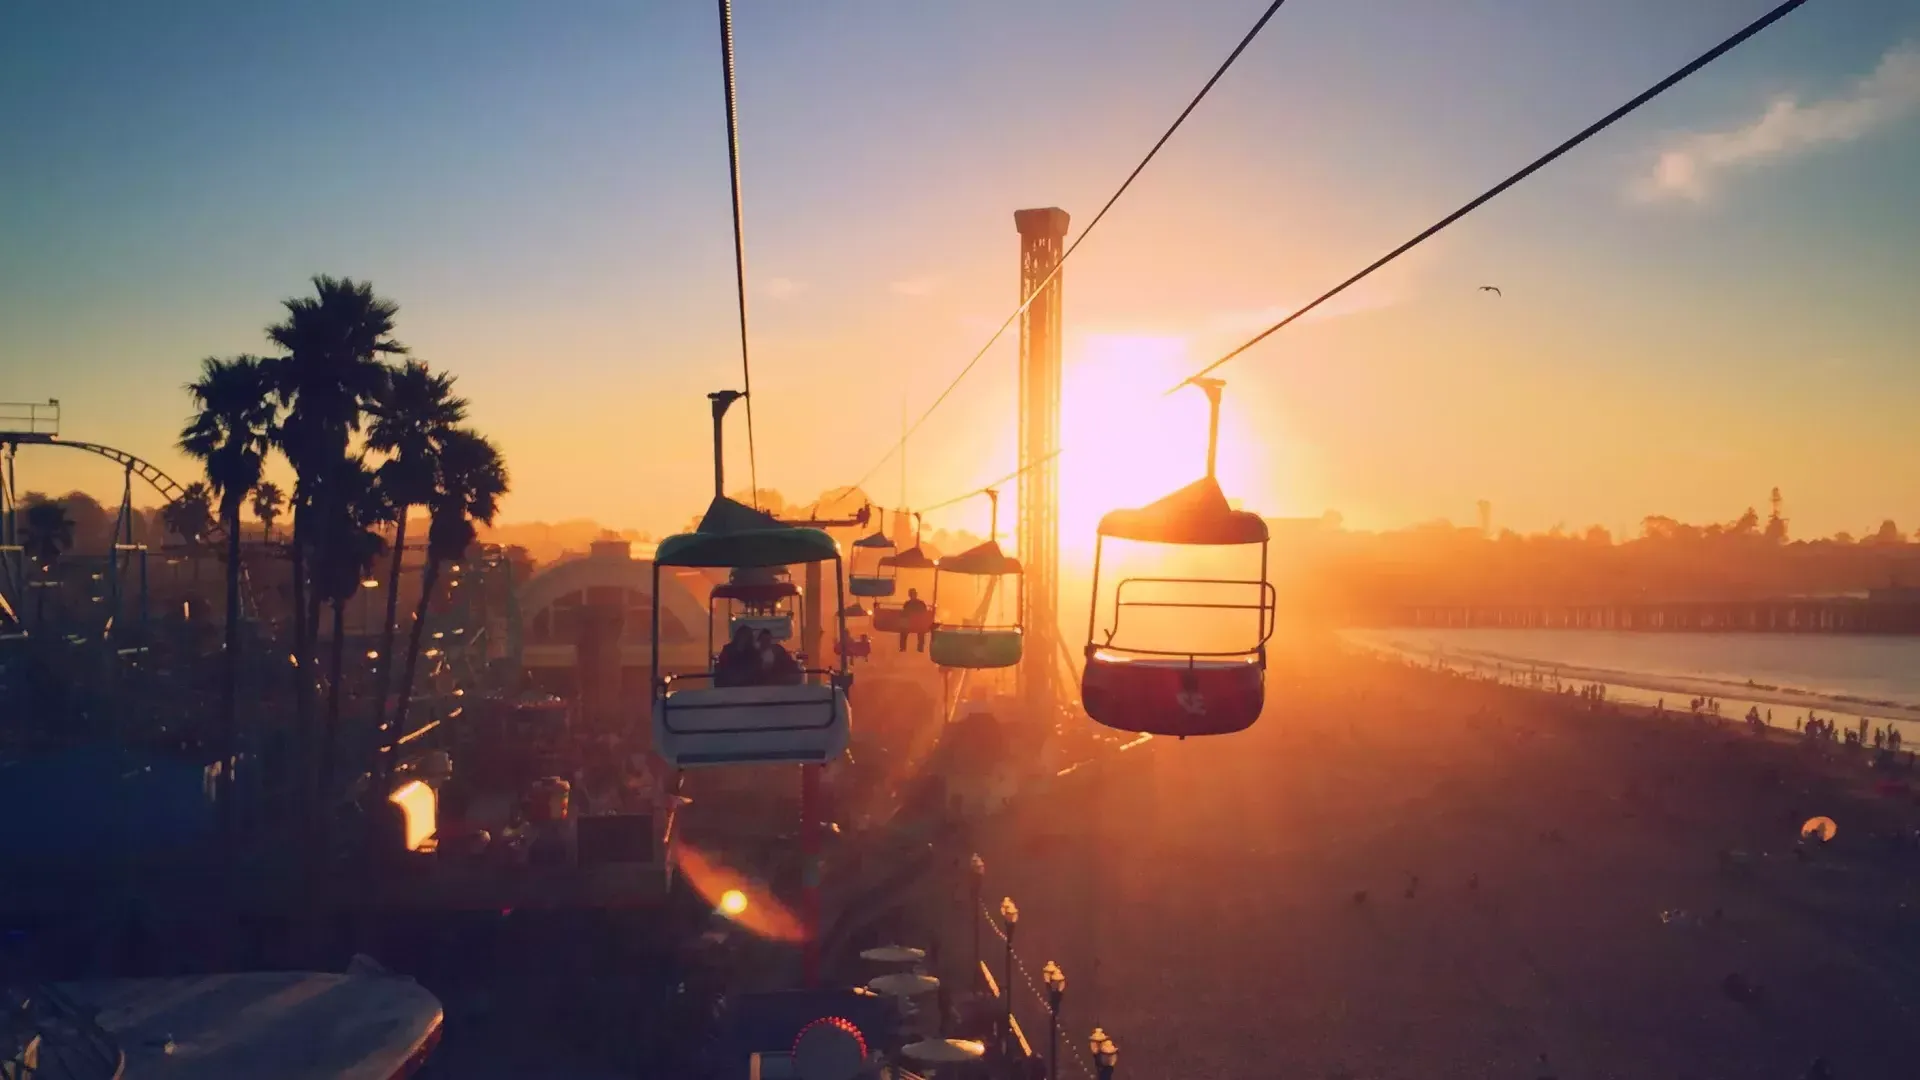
2, 0, 1917, 544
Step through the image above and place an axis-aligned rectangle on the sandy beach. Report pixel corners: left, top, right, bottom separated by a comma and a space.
918, 642, 1920, 1079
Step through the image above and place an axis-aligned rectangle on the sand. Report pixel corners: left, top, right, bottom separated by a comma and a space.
920, 645, 1920, 1080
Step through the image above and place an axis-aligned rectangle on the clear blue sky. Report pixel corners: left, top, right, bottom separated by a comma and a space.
2, 0, 1916, 540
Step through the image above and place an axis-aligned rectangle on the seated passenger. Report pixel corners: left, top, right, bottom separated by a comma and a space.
757, 628, 802, 685
898, 588, 929, 652
714, 625, 758, 687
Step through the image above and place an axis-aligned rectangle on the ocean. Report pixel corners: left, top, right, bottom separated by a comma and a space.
1339, 627, 1920, 739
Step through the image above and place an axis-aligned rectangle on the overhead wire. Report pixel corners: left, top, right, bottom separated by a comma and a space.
717, 0, 759, 507
845, 0, 1295, 495
909, 0, 1811, 519
1174, 0, 1810, 392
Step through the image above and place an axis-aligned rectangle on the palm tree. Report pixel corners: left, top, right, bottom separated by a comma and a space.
365, 360, 468, 738
21, 500, 75, 626
395, 429, 508, 740
20, 499, 75, 571
252, 481, 285, 542
310, 457, 391, 798
163, 482, 215, 546
180, 354, 279, 820
266, 275, 404, 824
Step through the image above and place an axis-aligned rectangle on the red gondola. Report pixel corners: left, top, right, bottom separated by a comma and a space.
1080, 378, 1275, 738
870, 513, 937, 637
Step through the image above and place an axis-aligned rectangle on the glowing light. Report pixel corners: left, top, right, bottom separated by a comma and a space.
366, 649, 380, 659
361, 578, 380, 588
718, 889, 749, 917
387, 780, 437, 852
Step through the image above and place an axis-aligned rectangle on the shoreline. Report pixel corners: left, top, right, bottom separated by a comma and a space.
1341, 630, 1920, 740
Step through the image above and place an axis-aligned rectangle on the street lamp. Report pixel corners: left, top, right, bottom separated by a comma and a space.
998, 897, 1019, 1044
970, 854, 986, 982
1041, 961, 1066, 1080
1089, 1028, 1118, 1080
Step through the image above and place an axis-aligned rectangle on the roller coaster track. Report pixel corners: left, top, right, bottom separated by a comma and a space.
0, 432, 231, 544
0, 432, 265, 624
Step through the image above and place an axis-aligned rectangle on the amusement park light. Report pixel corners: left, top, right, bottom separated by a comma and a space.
999, 896, 1019, 929
361, 578, 380, 588
1089, 1028, 1118, 1078
388, 780, 437, 853
718, 889, 749, 917
366, 650, 380, 660
1042, 961, 1067, 1080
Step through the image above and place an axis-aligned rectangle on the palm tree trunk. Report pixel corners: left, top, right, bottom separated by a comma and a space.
370, 509, 408, 768
288, 504, 315, 831
321, 600, 348, 804
394, 556, 442, 737
221, 502, 242, 835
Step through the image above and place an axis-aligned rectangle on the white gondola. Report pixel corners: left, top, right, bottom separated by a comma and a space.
651, 501, 854, 769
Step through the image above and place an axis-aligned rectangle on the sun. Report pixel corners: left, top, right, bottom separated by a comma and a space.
1058, 335, 1251, 555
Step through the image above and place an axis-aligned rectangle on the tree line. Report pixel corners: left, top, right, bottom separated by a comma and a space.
1287, 489, 1920, 614
8, 276, 513, 829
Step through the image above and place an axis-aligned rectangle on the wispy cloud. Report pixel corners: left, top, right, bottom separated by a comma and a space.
890, 276, 942, 297
1205, 234, 1449, 336
766, 277, 805, 300
1632, 43, 1920, 204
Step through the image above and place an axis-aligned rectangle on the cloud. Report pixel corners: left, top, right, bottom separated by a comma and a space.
890, 276, 942, 297
1632, 43, 1920, 204
1204, 288, 1402, 337
1204, 232, 1450, 336
766, 277, 805, 300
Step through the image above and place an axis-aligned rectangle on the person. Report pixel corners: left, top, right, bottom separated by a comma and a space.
757, 628, 801, 684
715, 624, 757, 687
898, 588, 929, 653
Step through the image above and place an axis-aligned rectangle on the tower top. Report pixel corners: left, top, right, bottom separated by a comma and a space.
1014, 207, 1070, 238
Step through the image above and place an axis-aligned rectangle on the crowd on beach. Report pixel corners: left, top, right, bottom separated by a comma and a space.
876, 638, 1920, 1080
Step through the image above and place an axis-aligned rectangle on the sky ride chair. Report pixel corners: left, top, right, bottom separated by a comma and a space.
714, 564, 799, 644
928, 489, 1024, 670
848, 528, 897, 598
1080, 379, 1276, 738
651, 498, 854, 769
869, 513, 937, 640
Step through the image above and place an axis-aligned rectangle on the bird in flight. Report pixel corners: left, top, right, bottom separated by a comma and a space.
1478, 285, 1502, 297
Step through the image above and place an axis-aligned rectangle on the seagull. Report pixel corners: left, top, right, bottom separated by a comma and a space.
1478, 285, 1502, 297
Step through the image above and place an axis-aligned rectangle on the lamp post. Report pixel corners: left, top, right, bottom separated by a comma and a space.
1041, 961, 1066, 1080
1089, 1027, 1118, 1080
970, 854, 985, 983
998, 897, 1019, 1043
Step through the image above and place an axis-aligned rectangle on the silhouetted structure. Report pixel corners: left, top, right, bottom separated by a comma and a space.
1015, 208, 1068, 721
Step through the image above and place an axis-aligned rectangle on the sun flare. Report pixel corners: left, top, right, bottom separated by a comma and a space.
1058, 334, 1260, 555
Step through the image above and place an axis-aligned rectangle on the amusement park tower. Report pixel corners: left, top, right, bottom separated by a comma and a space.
1015, 208, 1068, 717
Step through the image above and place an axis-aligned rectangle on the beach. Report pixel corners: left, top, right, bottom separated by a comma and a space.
925, 643, 1920, 1079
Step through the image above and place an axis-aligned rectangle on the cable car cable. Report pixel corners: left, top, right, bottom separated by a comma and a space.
717, 0, 760, 507
1173, 0, 1810, 392
845, 0, 1296, 495
904, 0, 1810, 518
